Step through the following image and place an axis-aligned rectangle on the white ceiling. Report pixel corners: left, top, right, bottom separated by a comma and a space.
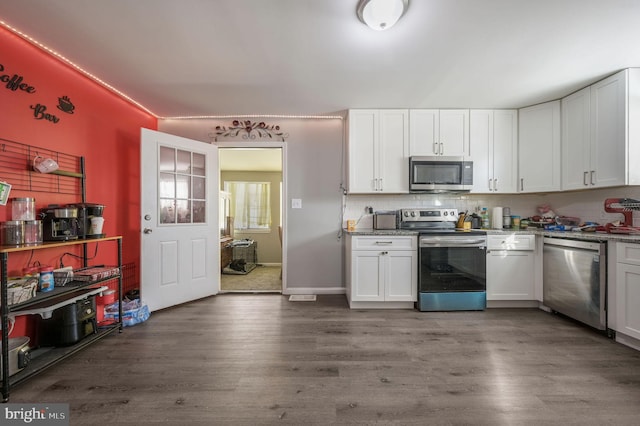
2, 0, 640, 117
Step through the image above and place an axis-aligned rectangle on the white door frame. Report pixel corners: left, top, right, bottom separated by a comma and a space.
216, 141, 287, 293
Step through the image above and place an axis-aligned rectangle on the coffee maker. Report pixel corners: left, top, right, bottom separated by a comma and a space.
41, 206, 79, 241
67, 203, 105, 239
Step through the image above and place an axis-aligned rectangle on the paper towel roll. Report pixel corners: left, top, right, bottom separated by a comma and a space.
492, 207, 503, 229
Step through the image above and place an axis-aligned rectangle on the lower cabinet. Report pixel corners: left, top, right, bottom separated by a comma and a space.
615, 242, 640, 347
486, 234, 536, 303
346, 235, 417, 309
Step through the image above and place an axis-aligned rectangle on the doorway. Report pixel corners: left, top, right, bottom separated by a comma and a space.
218, 146, 284, 293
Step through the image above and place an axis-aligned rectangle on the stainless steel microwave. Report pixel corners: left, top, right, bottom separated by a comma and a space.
409, 156, 473, 193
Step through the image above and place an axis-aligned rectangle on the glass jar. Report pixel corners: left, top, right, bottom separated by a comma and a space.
23, 220, 43, 245
11, 197, 35, 221
2, 220, 24, 246
512, 215, 521, 230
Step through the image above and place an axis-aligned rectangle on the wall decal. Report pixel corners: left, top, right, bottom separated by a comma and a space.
212, 120, 289, 141
0, 63, 37, 93
57, 95, 75, 114
30, 103, 60, 123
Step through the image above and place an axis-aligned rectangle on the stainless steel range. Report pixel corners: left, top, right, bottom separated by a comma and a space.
400, 208, 487, 312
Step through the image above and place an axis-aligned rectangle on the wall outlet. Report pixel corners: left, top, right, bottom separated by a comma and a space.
292, 198, 302, 209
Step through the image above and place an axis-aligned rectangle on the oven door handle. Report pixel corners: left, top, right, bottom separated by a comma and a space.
420, 237, 486, 247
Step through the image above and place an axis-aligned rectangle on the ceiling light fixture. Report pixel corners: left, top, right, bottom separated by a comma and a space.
356, 0, 409, 31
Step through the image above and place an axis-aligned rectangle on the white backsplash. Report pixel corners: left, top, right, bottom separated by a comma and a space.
344, 186, 640, 229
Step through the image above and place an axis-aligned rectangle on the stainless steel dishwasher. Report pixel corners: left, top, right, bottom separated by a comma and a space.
543, 237, 607, 330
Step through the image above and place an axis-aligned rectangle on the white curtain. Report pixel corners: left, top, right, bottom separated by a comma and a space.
224, 181, 271, 230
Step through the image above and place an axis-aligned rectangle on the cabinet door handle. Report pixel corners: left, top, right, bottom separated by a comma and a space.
433, 142, 439, 155
379, 178, 383, 191
375, 241, 393, 245
439, 143, 444, 155
583, 171, 589, 186
520, 178, 524, 192
590, 170, 595, 185
494, 178, 498, 192
489, 178, 493, 191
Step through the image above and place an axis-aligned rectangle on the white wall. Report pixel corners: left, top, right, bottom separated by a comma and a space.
158, 117, 345, 293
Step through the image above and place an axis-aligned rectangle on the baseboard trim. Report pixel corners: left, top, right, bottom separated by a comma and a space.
283, 287, 346, 296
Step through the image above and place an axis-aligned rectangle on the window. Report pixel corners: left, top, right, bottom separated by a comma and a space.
224, 181, 271, 231
159, 146, 206, 225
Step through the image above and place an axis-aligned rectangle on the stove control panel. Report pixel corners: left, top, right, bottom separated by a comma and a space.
400, 208, 458, 222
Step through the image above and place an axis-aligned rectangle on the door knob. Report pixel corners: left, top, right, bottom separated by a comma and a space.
143, 228, 153, 234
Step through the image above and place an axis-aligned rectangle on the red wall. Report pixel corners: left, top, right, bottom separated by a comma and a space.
0, 26, 156, 280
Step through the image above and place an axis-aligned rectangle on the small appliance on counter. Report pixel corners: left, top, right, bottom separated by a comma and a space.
67, 203, 105, 239
40, 205, 79, 241
373, 210, 398, 230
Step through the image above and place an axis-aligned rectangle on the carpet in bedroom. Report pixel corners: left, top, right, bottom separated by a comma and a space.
220, 264, 282, 292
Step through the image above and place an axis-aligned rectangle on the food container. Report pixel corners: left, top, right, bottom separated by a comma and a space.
39, 266, 55, 292
0, 336, 31, 378
2, 220, 24, 246
512, 216, 521, 229
23, 220, 42, 245
11, 197, 35, 221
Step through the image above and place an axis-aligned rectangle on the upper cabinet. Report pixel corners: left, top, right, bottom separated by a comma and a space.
562, 69, 640, 190
518, 101, 561, 193
469, 110, 518, 193
347, 109, 409, 194
409, 109, 469, 157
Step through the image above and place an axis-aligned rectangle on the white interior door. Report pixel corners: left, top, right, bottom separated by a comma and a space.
141, 128, 219, 312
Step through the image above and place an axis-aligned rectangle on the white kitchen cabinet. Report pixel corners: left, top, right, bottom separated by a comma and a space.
346, 235, 417, 309
347, 109, 408, 193
518, 101, 561, 193
562, 69, 640, 190
469, 110, 518, 193
409, 109, 469, 157
486, 234, 536, 301
615, 242, 640, 347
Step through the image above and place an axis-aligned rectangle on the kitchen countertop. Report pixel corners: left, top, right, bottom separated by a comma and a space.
345, 228, 640, 243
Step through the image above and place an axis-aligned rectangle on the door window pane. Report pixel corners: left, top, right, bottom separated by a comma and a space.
193, 200, 206, 223
159, 173, 176, 198
159, 146, 175, 172
176, 200, 191, 223
193, 176, 205, 199
158, 145, 207, 225
160, 199, 176, 224
176, 175, 191, 199
193, 153, 206, 176
176, 150, 191, 173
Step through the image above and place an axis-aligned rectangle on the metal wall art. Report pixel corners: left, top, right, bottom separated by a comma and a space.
1, 61, 76, 125
212, 120, 288, 141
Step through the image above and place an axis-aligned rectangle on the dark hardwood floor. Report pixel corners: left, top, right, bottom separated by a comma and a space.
8, 294, 640, 425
